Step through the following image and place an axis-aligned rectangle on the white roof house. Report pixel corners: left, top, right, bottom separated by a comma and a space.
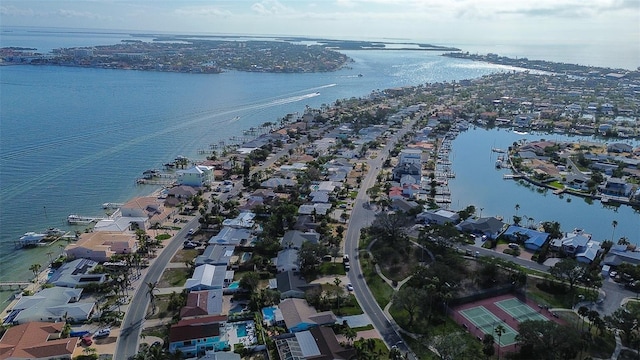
185, 264, 227, 291
47, 259, 107, 288
6, 287, 94, 325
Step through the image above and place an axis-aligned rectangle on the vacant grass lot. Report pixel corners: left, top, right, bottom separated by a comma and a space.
158, 268, 190, 287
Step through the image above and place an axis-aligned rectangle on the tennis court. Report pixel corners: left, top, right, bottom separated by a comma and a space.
459, 306, 518, 346
496, 298, 548, 322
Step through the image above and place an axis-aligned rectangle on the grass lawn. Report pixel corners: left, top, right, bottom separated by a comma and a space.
319, 262, 347, 276
334, 294, 364, 316
170, 248, 199, 263
158, 268, 190, 287
526, 277, 597, 308
155, 233, 172, 241
360, 255, 394, 308
145, 294, 174, 320
354, 338, 389, 358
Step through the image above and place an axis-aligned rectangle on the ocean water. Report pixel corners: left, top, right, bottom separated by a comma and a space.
1, 27, 638, 309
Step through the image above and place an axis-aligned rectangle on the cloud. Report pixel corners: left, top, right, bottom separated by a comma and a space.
250, 0, 295, 16
174, 6, 232, 17
55, 9, 111, 20
0, 5, 35, 16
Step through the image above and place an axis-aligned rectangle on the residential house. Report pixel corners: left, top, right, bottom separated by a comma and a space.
550, 230, 602, 263
281, 231, 320, 250
274, 248, 299, 273
195, 245, 236, 267
5, 287, 94, 325
392, 162, 421, 181
185, 264, 228, 291
65, 232, 137, 262
165, 185, 198, 207
222, 212, 256, 229
120, 196, 172, 229
456, 217, 505, 239
177, 165, 215, 187
47, 258, 107, 288
168, 315, 229, 357
261, 177, 297, 189
502, 226, 550, 251
275, 326, 356, 360
390, 198, 420, 213
197, 351, 241, 360
298, 203, 332, 216
276, 271, 320, 299
0, 322, 79, 360
278, 298, 336, 333
417, 209, 460, 225
180, 289, 224, 318
208, 227, 252, 246
600, 177, 633, 197
603, 245, 640, 266
607, 143, 633, 153
399, 149, 423, 165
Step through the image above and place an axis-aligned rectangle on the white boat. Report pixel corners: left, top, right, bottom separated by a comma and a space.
67, 214, 101, 224
19, 232, 47, 246
491, 148, 506, 153
496, 159, 503, 168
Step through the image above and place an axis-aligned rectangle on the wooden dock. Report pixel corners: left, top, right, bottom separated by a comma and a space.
0, 282, 31, 290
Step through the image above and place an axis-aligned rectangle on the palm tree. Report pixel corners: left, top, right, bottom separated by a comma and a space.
495, 324, 506, 360
611, 220, 618, 241
333, 277, 343, 314
29, 263, 42, 280
146, 281, 159, 315
514, 204, 520, 217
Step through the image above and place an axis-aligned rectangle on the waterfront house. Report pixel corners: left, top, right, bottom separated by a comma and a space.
599, 177, 633, 197
550, 230, 602, 263
399, 148, 423, 165
417, 209, 460, 225
177, 165, 215, 187
169, 315, 229, 357
180, 289, 224, 318
0, 322, 79, 360
502, 226, 550, 252
5, 287, 94, 325
65, 231, 137, 262
603, 245, 640, 267
165, 185, 198, 206
278, 298, 336, 333
607, 143, 633, 153
120, 196, 172, 229
275, 327, 355, 360
185, 264, 228, 291
456, 217, 505, 239
392, 162, 421, 181
47, 258, 107, 288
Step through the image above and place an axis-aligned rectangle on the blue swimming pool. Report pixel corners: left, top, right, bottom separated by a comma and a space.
262, 306, 276, 322
228, 281, 240, 290
236, 323, 247, 337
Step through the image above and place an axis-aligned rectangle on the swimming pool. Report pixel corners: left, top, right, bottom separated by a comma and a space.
228, 281, 240, 290
236, 323, 248, 337
241, 252, 252, 263
262, 306, 276, 324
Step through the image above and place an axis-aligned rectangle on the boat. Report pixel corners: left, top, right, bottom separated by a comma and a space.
513, 130, 529, 135
18, 232, 47, 247
102, 202, 123, 209
495, 159, 503, 168
45, 228, 65, 237
491, 148, 506, 153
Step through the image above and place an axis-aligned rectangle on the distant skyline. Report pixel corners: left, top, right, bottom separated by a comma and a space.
1, 0, 639, 68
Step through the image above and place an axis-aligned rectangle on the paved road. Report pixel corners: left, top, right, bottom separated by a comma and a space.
114, 216, 201, 360
345, 120, 418, 359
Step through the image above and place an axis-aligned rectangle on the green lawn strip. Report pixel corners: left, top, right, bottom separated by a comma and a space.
352, 324, 374, 332
399, 334, 438, 360
354, 338, 389, 358
319, 262, 346, 276
158, 268, 190, 287
360, 256, 394, 308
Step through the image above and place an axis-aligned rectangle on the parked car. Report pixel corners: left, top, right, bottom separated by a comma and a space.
183, 241, 197, 249
81, 334, 93, 346
187, 228, 195, 235
343, 254, 350, 263
508, 243, 519, 249
346, 283, 354, 291
94, 328, 111, 339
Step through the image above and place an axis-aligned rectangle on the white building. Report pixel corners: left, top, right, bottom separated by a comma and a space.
177, 165, 215, 187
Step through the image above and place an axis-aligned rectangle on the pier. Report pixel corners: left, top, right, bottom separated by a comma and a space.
503, 174, 524, 180
67, 214, 105, 225
0, 282, 31, 290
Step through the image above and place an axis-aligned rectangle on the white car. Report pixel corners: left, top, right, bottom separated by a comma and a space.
346, 283, 354, 291
94, 328, 110, 338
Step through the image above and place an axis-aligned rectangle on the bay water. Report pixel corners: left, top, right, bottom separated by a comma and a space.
1, 28, 638, 310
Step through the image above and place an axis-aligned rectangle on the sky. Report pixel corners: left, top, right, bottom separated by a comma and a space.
1, 0, 639, 67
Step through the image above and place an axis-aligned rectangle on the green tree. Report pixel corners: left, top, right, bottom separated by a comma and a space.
516, 320, 583, 360
482, 334, 495, 359
393, 286, 423, 328
605, 305, 640, 344
494, 324, 505, 359
239, 272, 260, 293
29, 263, 42, 279
549, 258, 586, 292
298, 242, 328, 277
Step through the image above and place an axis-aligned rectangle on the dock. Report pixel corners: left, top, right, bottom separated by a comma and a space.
0, 282, 31, 290
503, 174, 524, 179
67, 214, 105, 225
